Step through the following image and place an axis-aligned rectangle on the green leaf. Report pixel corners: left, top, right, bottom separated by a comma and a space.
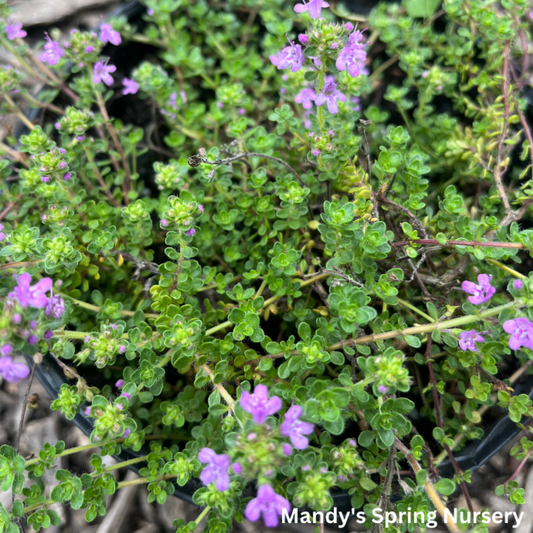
415, 469, 428, 486
434, 478, 456, 496
405, 0, 441, 18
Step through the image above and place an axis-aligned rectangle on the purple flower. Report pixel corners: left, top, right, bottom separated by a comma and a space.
298, 34, 309, 45
161, 219, 168, 227
122, 428, 130, 437
504, 318, 533, 351
294, 88, 316, 110
311, 149, 320, 157
282, 444, 292, 456
0, 357, 30, 383
270, 41, 305, 72
514, 279, 524, 290
377, 385, 387, 394
116, 379, 125, 388
99, 23, 121, 46
185, 228, 195, 236
280, 405, 314, 450
85, 407, 91, 415
461, 274, 495, 305
122, 78, 139, 95
245, 485, 291, 527
121, 392, 131, 400
458, 330, 485, 352
293, 0, 330, 19
232, 462, 242, 474
198, 448, 231, 491
240, 384, 282, 424
0, 223, 4, 242
44, 330, 54, 340
9, 273, 52, 308
0, 345, 12, 356
39, 34, 65, 66
345, 23, 353, 31
198, 205, 204, 213
6, 23, 26, 41
315, 79, 346, 114
45, 294, 65, 319
336, 30, 367, 78
93, 60, 116, 86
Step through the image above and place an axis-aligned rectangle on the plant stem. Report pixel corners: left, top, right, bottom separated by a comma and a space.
194, 506, 211, 527
394, 438, 460, 533
60, 292, 159, 318
94, 89, 132, 203
3, 93, 35, 131
84, 148, 121, 207
395, 297, 435, 323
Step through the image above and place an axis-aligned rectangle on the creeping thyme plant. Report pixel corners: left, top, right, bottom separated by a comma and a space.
2, 0, 533, 530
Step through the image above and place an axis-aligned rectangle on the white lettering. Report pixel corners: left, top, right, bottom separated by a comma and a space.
281, 508, 298, 524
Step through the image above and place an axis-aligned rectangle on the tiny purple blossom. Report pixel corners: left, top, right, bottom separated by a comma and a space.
458, 330, 485, 352
6, 23, 26, 41
231, 462, 242, 474
238, 108, 245, 115
345, 23, 354, 31
280, 405, 314, 450
0, 357, 30, 382
298, 34, 309, 45
45, 294, 65, 319
504, 318, 533, 351
39, 34, 65, 66
0, 223, 4, 242
122, 78, 139, 95
99, 23, 122, 46
147, 8, 154, 16
0, 345, 12, 356
282, 444, 292, 456
77, 136, 85, 142
198, 204, 204, 213
41, 176, 50, 182
302, 465, 310, 471
461, 274, 495, 305
85, 407, 91, 415
240, 384, 282, 424
9, 273, 52, 308
63, 173, 72, 181
120, 392, 131, 400
514, 279, 524, 290
312, 149, 320, 157
119, 345, 126, 353
161, 219, 168, 227
294, 0, 330, 20
336, 31, 367, 78
377, 385, 388, 394
315, 79, 346, 114
116, 379, 125, 388
122, 428, 130, 437
198, 448, 231, 491
331, 42, 338, 49
44, 330, 54, 340
348, 439, 356, 446
270, 41, 305, 72
85, 46, 94, 53
244, 485, 291, 528
185, 228, 195, 236
294, 88, 316, 110
93, 60, 116, 86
